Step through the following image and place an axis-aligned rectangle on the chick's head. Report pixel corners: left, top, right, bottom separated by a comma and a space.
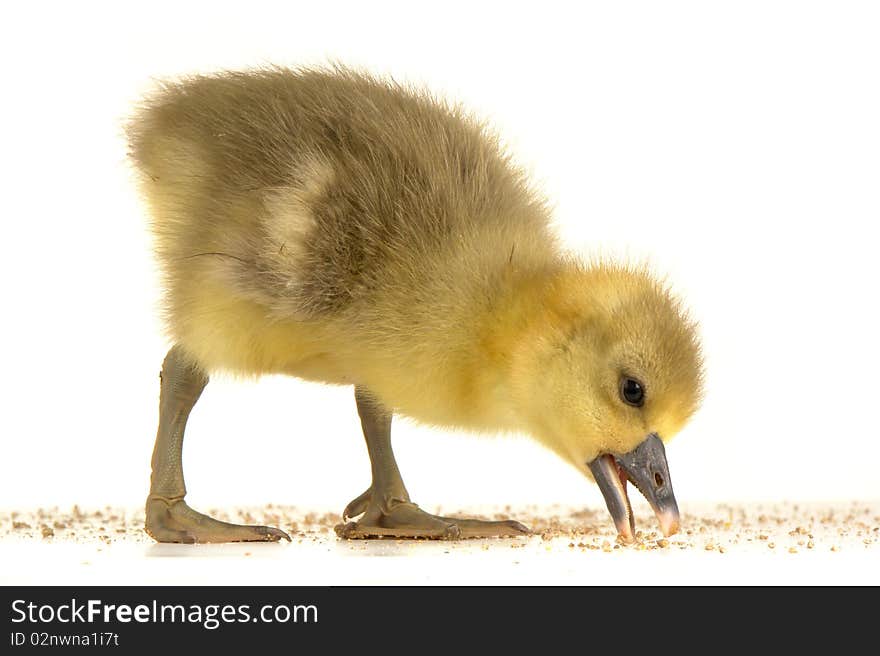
514, 264, 703, 542
585, 270, 702, 458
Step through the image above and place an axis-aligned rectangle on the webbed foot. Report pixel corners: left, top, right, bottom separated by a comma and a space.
335, 488, 529, 539
145, 497, 291, 544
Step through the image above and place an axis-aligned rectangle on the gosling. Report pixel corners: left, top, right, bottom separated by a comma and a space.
127, 66, 703, 544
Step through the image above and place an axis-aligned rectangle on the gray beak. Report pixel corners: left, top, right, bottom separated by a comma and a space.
587, 433, 680, 543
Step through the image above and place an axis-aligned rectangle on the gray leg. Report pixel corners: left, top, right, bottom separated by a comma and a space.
144, 345, 290, 543
335, 387, 530, 539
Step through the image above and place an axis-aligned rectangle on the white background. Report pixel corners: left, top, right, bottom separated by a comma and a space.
1, 0, 878, 516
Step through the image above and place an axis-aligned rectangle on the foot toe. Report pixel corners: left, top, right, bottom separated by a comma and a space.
342, 488, 372, 521
504, 520, 531, 535
258, 526, 292, 542
435, 516, 532, 538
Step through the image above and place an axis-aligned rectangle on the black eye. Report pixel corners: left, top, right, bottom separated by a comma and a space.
620, 377, 645, 407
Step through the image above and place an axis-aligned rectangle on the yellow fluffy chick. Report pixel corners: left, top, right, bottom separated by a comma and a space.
127, 66, 703, 544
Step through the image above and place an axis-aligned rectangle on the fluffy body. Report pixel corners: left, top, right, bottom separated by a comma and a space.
128, 66, 702, 471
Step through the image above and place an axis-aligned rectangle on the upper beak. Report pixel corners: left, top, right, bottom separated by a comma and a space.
587, 433, 680, 543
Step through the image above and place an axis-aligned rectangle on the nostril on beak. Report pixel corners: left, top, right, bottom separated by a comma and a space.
654, 472, 664, 488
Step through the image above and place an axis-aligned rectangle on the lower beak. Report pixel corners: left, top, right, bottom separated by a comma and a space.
587, 433, 680, 543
